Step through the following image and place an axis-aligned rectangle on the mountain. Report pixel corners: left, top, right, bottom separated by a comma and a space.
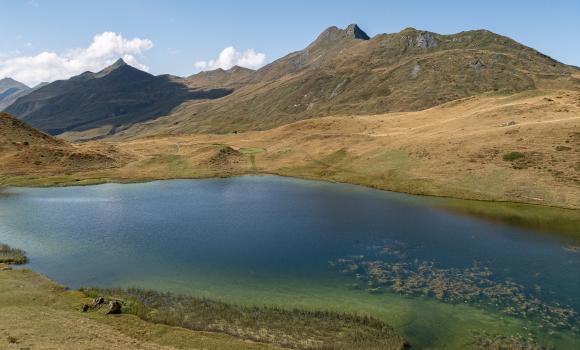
0, 78, 30, 110
0, 82, 48, 111
0, 112, 124, 175
5, 59, 233, 136
112, 24, 580, 138
0, 78, 29, 96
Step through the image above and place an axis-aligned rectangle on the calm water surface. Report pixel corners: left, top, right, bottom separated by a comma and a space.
0, 176, 578, 348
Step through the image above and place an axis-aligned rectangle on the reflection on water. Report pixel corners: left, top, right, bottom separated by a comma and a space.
0, 176, 578, 349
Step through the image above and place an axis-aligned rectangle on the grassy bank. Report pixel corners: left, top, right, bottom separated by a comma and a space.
83, 287, 409, 350
0, 269, 288, 350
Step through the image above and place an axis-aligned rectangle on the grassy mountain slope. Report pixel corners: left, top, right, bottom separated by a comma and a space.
110, 25, 580, 138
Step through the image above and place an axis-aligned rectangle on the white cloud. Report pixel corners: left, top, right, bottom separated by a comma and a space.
195, 46, 265, 71
0, 32, 153, 86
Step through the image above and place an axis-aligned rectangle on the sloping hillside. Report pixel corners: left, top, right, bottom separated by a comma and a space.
111, 25, 580, 138
0, 112, 125, 176
5, 59, 232, 136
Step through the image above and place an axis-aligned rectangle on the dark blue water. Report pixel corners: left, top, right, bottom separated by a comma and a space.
0, 176, 578, 348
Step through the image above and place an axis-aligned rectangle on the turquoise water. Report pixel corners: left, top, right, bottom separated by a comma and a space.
0, 176, 578, 349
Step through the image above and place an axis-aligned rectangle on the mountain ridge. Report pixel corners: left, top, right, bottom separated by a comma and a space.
110, 24, 579, 138
6, 24, 580, 139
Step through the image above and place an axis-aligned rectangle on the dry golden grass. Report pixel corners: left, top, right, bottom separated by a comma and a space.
0, 112, 129, 176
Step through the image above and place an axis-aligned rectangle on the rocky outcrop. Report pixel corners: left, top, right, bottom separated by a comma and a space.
345, 24, 370, 40
412, 31, 438, 49
81, 296, 122, 315
471, 59, 486, 70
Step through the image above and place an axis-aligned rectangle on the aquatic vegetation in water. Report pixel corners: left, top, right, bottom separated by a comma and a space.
331, 241, 579, 334
0, 244, 28, 265
470, 331, 554, 350
82, 287, 409, 350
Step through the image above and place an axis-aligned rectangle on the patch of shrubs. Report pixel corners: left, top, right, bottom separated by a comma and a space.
502, 151, 525, 161
0, 244, 28, 264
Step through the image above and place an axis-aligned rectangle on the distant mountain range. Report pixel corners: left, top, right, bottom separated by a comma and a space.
0, 78, 31, 110
3, 24, 579, 139
4, 59, 232, 136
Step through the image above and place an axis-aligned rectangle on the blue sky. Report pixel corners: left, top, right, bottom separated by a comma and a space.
1, 0, 579, 85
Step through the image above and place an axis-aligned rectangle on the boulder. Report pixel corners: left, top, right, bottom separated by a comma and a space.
106, 300, 122, 314
91, 296, 105, 307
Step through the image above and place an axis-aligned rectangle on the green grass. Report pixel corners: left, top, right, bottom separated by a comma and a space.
239, 147, 266, 155
0, 244, 28, 264
140, 154, 189, 171
82, 287, 409, 350
502, 151, 525, 161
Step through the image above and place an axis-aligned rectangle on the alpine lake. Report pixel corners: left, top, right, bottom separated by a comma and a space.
0, 176, 578, 349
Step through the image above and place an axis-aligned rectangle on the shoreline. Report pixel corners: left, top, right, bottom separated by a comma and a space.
2, 171, 579, 239
3, 170, 578, 210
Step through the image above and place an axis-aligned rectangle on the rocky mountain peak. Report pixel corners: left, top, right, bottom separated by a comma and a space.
93, 58, 143, 78
110, 58, 128, 68
400, 29, 438, 49
313, 23, 370, 46
345, 24, 370, 40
